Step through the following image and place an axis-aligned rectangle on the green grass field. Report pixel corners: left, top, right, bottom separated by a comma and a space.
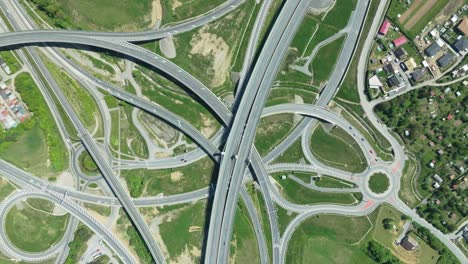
368, 173, 390, 194
230, 200, 260, 263
133, 67, 221, 132
266, 88, 317, 107
109, 103, 149, 159
84, 203, 111, 217
158, 201, 206, 262
315, 176, 355, 188
25, 0, 154, 31
0, 124, 51, 176
398, 156, 420, 208
26, 198, 55, 213
0, 73, 68, 174
246, 183, 273, 261
310, 124, 367, 173
276, 206, 297, 235
0, 178, 16, 201
372, 205, 439, 264
272, 139, 309, 164
160, 0, 227, 25
286, 214, 374, 264
0, 50, 22, 73
5, 201, 68, 252
41, 53, 101, 134
123, 157, 215, 197
273, 173, 361, 205
255, 114, 298, 157
310, 35, 345, 86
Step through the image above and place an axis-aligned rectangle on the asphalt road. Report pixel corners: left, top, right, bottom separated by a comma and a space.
3, 0, 246, 42
0, 0, 466, 263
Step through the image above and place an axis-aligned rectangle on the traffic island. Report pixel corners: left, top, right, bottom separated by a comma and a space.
368, 173, 390, 194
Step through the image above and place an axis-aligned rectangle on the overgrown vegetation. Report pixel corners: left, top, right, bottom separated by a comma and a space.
0, 72, 68, 172
376, 85, 467, 233
64, 225, 93, 264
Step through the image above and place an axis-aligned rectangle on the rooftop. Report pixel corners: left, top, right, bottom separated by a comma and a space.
457, 17, 468, 35
393, 36, 408, 47
379, 20, 391, 35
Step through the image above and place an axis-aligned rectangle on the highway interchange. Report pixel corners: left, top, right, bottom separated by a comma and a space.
0, 0, 466, 263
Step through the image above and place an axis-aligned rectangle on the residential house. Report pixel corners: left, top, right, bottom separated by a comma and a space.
368, 75, 383, 89
383, 63, 396, 74
404, 58, 417, 72
437, 53, 455, 68
400, 235, 419, 251
387, 75, 404, 88
454, 37, 468, 53
379, 20, 391, 35
457, 17, 468, 35
393, 36, 408, 47
394, 47, 407, 60
411, 68, 426, 82
425, 42, 441, 57
433, 174, 443, 183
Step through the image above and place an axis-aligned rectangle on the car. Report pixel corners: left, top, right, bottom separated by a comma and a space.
361, 138, 364, 141
370, 150, 373, 154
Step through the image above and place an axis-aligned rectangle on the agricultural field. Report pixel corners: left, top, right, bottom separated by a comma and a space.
386, 0, 453, 39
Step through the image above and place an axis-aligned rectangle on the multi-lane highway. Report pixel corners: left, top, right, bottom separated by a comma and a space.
0, 0, 466, 263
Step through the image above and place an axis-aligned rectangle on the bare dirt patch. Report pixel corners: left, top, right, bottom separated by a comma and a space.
56, 171, 75, 189
188, 226, 201, 232
171, 0, 182, 11
170, 171, 183, 182
200, 114, 216, 138
151, 0, 163, 26
189, 27, 231, 87
404, 0, 437, 29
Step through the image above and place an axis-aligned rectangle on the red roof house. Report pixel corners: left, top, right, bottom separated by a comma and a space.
379, 20, 391, 35
447, 114, 453, 120
393, 36, 408, 47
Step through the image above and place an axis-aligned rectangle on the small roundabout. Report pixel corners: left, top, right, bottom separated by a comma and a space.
364, 170, 393, 200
